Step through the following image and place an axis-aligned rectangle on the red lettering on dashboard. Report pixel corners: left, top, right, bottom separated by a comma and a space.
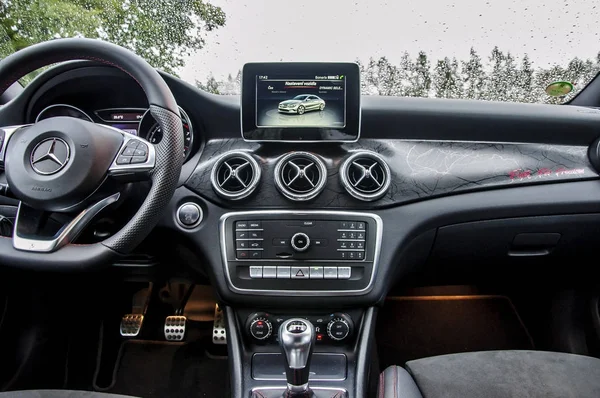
509, 167, 585, 182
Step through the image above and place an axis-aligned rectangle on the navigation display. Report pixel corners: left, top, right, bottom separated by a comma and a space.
256, 74, 345, 128
241, 62, 360, 142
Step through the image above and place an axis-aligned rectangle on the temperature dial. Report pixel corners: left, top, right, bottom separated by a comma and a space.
327, 313, 353, 341
249, 316, 273, 341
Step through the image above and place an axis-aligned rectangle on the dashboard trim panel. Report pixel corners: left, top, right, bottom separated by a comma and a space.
219, 210, 383, 296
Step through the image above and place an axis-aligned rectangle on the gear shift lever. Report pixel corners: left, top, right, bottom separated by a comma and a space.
279, 318, 316, 397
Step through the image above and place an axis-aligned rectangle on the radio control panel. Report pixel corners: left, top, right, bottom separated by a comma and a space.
220, 211, 382, 295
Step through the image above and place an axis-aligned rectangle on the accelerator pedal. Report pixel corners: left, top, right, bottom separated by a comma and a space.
212, 304, 227, 345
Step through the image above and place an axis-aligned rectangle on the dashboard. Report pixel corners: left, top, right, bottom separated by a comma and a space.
3, 60, 600, 308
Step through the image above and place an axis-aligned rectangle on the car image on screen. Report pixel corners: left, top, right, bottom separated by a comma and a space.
278, 94, 326, 115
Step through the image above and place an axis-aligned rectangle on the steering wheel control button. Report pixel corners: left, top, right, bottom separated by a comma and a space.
309, 266, 324, 279
249, 266, 263, 278
291, 266, 309, 279
130, 155, 147, 164
263, 266, 277, 279
116, 155, 131, 165
338, 267, 351, 279
277, 266, 291, 279
291, 232, 310, 252
125, 139, 140, 149
324, 267, 338, 279
176, 203, 203, 229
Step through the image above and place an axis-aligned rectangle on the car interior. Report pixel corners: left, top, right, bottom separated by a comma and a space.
1, 38, 600, 398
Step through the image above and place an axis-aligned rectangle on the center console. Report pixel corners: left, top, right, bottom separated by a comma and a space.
220, 211, 382, 295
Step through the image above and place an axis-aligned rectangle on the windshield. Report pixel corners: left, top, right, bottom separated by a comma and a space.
292, 96, 308, 101
1, 0, 599, 104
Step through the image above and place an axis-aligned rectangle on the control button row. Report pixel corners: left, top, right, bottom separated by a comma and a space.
236, 231, 262, 239
339, 231, 365, 240
236, 240, 263, 249
249, 266, 351, 280
235, 221, 262, 230
339, 240, 365, 250
273, 238, 328, 247
339, 251, 364, 260
339, 221, 366, 230
237, 251, 262, 259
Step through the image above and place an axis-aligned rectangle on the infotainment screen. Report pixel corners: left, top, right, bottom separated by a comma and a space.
241, 62, 360, 142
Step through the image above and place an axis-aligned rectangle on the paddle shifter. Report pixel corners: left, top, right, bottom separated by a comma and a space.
279, 318, 316, 397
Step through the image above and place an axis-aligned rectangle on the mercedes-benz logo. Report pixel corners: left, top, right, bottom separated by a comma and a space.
30, 138, 71, 175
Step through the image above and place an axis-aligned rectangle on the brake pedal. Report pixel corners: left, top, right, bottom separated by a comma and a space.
212, 304, 227, 345
164, 315, 186, 341
120, 314, 144, 337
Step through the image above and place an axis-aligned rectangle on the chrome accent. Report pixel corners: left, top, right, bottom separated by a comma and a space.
327, 318, 350, 341
288, 383, 310, 393
12, 192, 120, 253
35, 104, 93, 123
274, 152, 327, 201
251, 387, 347, 395
219, 210, 383, 296
250, 318, 273, 341
0, 125, 30, 167
240, 62, 361, 143
280, 318, 314, 370
290, 232, 310, 252
175, 202, 203, 229
106, 127, 156, 175
30, 137, 71, 175
340, 151, 391, 202
211, 151, 261, 200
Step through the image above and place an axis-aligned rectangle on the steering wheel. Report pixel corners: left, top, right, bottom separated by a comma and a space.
0, 39, 184, 270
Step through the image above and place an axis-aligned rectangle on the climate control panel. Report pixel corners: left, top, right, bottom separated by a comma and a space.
220, 211, 382, 294
245, 312, 354, 344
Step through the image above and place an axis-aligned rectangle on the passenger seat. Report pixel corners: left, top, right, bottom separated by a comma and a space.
378, 350, 600, 398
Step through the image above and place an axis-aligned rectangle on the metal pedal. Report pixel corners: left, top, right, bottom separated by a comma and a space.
212, 304, 227, 344
164, 315, 186, 341
120, 314, 144, 337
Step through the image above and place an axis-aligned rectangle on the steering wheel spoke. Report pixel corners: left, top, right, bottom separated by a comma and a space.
12, 192, 120, 253
0, 125, 30, 169
107, 131, 156, 180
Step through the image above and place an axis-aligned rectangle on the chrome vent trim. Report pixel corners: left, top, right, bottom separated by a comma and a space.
211, 151, 261, 200
340, 151, 391, 201
274, 152, 327, 201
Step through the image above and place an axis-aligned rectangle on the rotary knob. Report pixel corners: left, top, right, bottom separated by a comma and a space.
327, 316, 351, 341
291, 232, 310, 252
249, 316, 273, 341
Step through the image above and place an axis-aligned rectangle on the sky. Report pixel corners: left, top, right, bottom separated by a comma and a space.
179, 0, 600, 84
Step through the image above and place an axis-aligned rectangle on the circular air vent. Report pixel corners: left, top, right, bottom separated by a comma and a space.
340, 152, 391, 201
211, 151, 261, 200
275, 152, 327, 201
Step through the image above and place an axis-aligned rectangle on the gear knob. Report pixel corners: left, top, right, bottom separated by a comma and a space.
279, 318, 315, 392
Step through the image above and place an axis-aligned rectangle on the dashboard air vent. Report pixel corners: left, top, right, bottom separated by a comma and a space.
275, 152, 327, 201
341, 152, 391, 201
211, 151, 261, 200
